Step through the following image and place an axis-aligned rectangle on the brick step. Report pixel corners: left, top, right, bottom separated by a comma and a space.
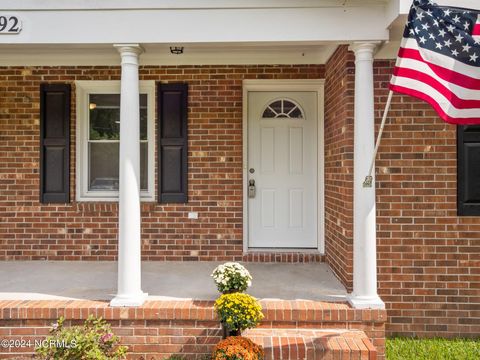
259, 300, 386, 328
0, 299, 386, 330
244, 328, 377, 360
0, 300, 386, 359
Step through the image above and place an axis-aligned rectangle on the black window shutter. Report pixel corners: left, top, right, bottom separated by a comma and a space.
158, 83, 188, 203
458, 125, 480, 216
40, 83, 71, 203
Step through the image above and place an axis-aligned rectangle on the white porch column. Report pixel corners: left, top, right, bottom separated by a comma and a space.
110, 44, 147, 307
349, 42, 385, 309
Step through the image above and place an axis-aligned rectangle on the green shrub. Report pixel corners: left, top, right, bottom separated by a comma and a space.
35, 315, 127, 360
386, 338, 480, 360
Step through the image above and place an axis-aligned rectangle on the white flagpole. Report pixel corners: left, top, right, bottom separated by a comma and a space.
363, 90, 394, 188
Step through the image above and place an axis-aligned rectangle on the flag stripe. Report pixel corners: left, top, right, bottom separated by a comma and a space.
396, 57, 480, 98
390, 84, 480, 124
391, 76, 480, 118
402, 38, 480, 79
393, 67, 480, 108
398, 48, 480, 90
474, 23, 480, 36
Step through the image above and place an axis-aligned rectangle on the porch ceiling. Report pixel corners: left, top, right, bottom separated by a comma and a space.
0, 43, 339, 66
3, 1, 478, 66
1, 0, 422, 66
0, 261, 347, 302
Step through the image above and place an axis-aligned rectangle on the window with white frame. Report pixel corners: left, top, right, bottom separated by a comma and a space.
76, 81, 155, 201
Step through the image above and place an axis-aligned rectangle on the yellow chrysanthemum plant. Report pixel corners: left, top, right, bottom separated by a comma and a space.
214, 293, 264, 335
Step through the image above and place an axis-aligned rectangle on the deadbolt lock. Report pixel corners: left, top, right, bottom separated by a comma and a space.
248, 179, 256, 198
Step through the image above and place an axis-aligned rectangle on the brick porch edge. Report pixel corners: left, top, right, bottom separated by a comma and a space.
0, 300, 386, 359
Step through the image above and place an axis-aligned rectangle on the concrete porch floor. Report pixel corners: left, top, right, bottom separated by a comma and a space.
0, 261, 347, 302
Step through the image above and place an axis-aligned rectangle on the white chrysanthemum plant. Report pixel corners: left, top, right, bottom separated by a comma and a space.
211, 262, 253, 294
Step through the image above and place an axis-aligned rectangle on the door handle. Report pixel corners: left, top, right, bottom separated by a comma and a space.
248, 179, 256, 198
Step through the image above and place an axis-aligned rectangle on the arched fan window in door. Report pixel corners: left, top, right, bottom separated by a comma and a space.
261, 98, 305, 119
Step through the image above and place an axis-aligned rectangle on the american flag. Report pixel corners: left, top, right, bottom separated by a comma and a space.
390, 0, 480, 124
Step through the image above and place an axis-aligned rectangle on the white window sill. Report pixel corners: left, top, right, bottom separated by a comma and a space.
77, 192, 155, 202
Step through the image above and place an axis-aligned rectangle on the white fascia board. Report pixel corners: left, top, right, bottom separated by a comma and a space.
0, 7, 389, 45
385, 0, 402, 28
437, 0, 480, 10
398, 0, 412, 14
380, 0, 480, 60
397, 0, 480, 13
1, 0, 389, 10
386, 0, 480, 33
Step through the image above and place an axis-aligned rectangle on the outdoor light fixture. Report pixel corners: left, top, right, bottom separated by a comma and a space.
170, 46, 184, 55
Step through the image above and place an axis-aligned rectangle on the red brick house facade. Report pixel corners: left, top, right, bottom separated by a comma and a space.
1, 46, 478, 338
0, 1, 479, 358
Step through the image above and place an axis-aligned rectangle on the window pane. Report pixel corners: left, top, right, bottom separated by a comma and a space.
289, 107, 303, 118
89, 142, 119, 191
87, 92, 149, 194
89, 94, 148, 140
283, 100, 296, 114
140, 142, 148, 191
262, 107, 276, 118
89, 94, 120, 140
140, 108, 147, 140
262, 99, 304, 119
140, 94, 148, 140
270, 100, 282, 114
89, 142, 148, 192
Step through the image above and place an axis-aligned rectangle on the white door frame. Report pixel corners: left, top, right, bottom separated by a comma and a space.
242, 79, 325, 253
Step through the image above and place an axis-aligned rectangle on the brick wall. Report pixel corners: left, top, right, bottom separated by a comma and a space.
1, 58, 479, 338
0, 65, 325, 261
374, 60, 480, 338
324, 46, 355, 290
323, 48, 480, 337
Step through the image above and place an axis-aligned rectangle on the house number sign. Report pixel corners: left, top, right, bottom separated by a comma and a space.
0, 15, 22, 34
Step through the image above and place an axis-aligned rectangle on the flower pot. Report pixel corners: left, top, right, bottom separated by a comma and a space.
221, 322, 241, 339
222, 289, 240, 295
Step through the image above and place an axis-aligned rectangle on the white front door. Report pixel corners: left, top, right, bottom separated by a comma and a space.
248, 91, 318, 248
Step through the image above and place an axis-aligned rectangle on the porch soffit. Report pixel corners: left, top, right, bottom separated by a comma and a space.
0, 1, 393, 66
4, 2, 477, 59
0, 43, 341, 66
0, 0, 436, 65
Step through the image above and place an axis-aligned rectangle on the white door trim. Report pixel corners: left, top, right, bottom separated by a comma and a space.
242, 79, 325, 253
